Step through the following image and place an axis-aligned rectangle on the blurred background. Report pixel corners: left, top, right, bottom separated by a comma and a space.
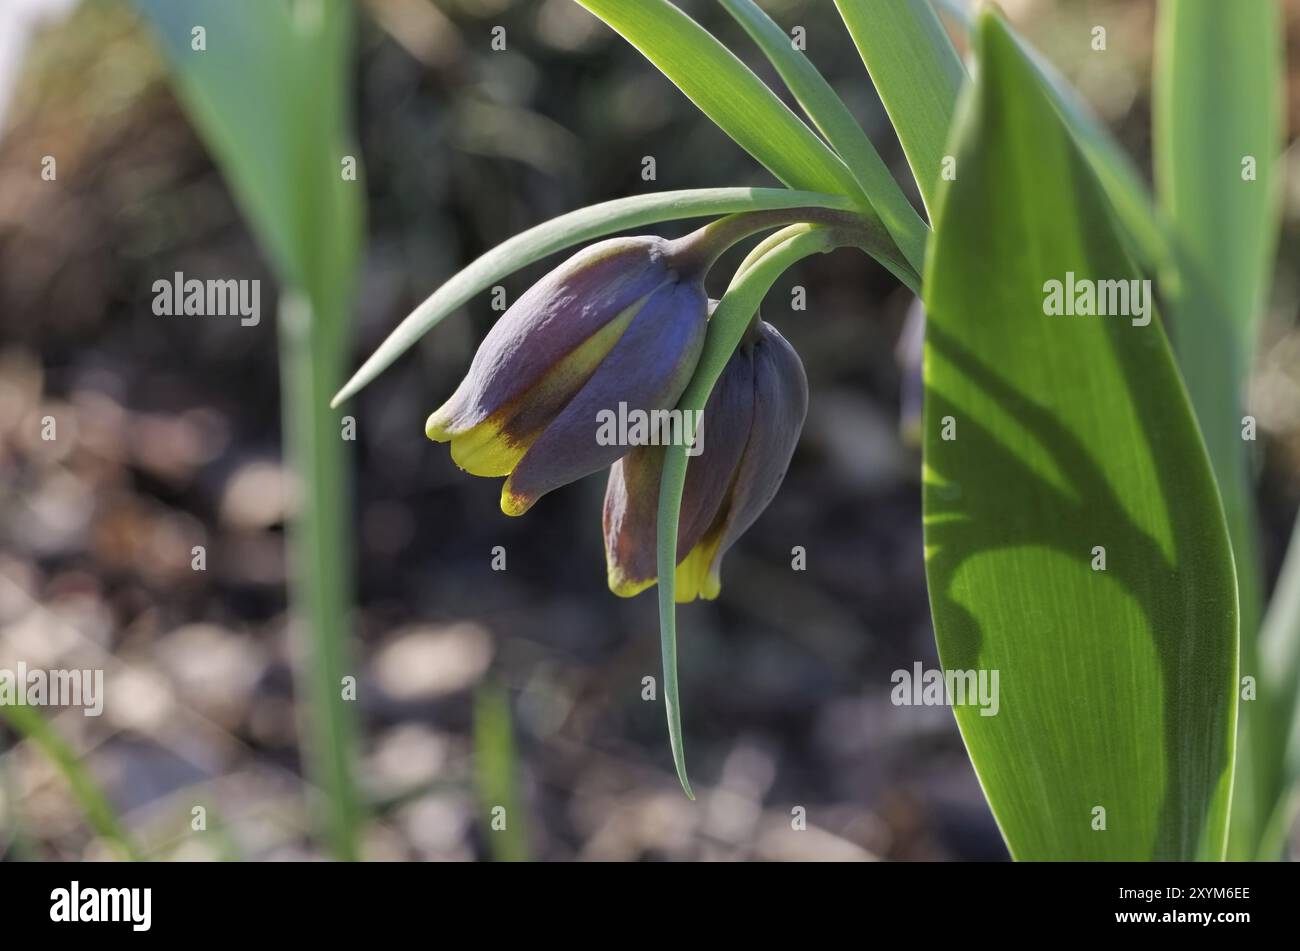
0, 0, 1297, 861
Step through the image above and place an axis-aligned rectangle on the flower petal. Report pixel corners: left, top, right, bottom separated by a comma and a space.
693, 321, 808, 598
603, 342, 755, 595
427, 237, 672, 440
428, 296, 644, 476
603, 446, 663, 596
503, 279, 707, 515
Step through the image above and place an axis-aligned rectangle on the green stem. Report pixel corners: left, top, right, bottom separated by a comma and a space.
670, 207, 917, 290
279, 290, 363, 860
655, 224, 865, 798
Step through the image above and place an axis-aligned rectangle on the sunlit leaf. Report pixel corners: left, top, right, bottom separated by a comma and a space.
923, 13, 1238, 860
717, 0, 928, 271
573, 0, 862, 201
833, 0, 965, 215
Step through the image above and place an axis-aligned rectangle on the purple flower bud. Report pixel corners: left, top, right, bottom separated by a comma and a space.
426, 236, 708, 515
603, 319, 808, 602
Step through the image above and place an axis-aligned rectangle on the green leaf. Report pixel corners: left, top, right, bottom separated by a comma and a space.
1256, 514, 1300, 855
573, 0, 862, 200
716, 0, 928, 272
473, 682, 530, 861
133, 0, 365, 860
1, 703, 139, 860
331, 188, 856, 406
1016, 43, 1169, 276
131, 0, 361, 312
930, 6, 1170, 275
923, 13, 1238, 860
1153, 0, 1283, 858
1155, 0, 1282, 374
833, 0, 965, 215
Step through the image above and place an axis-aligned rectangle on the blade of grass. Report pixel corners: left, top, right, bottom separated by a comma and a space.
0, 705, 139, 860
716, 0, 928, 272
278, 290, 363, 861
833, 0, 965, 216
573, 0, 863, 201
473, 682, 530, 861
330, 188, 857, 406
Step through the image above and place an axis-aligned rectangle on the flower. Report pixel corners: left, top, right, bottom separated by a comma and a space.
426, 236, 709, 515
603, 317, 808, 602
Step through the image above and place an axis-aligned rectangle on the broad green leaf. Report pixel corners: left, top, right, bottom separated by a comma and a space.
1153, 0, 1283, 858
331, 188, 857, 406
1013, 40, 1169, 277
923, 13, 1237, 860
930, 4, 1171, 275
573, 0, 862, 201
717, 0, 928, 272
833, 0, 965, 215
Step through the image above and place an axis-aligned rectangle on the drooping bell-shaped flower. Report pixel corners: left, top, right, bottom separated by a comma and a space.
426, 236, 709, 515
603, 317, 808, 602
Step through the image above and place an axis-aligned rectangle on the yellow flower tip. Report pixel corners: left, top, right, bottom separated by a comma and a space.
499, 483, 534, 517
608, 566, 656, 599
425, 408, 454, 443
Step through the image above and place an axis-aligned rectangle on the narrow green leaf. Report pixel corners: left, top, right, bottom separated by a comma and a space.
473, 682, 530, 861
1256, 514, 1300, 855
1153, 0, 1283, 858
1155, 0, 1282, 372
573, 0, 862, 200
656, 221, 882, 797
717, 0, 928, 272
833, 0, 965, 215
131, 0, 361, 312
1, 704, 139, 860
923, 13, 1238, 860
134, 0, 365, 860
331, 188, 856, 406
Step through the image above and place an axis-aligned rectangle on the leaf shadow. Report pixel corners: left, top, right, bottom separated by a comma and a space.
923, 312, 1233, 859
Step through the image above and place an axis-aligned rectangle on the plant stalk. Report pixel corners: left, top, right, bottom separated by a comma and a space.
278, 290, 363, 861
